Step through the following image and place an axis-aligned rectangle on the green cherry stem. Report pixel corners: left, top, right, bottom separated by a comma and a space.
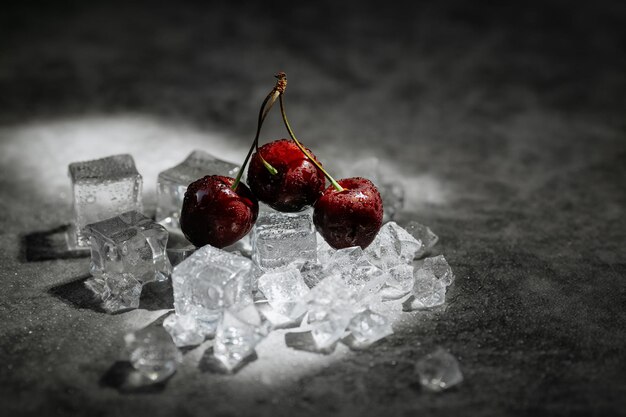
231, 73, 286, 190
279, 95, 344, 192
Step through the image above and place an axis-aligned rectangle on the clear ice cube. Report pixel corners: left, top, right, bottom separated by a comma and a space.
213, 305, 269, 372
163, 314, 207, 347
299, 261, 326, 289
155, 150, 239, 229
172, 244, 253, 330
124, 326, 182, 382
366, 221, 422, 268
405, 221, 439, 258
415, 347, 463, 392
166, 232, 197, 267
316, 232, 335, 265
68, 154, 143, 249
402, 268, 446, 310
347, 309, 393, 347
251, 209, 317, 271
422, 255, 455, 286
100, 272, 142, 313
380, 263, 415, 300
85, 211, 171, 283
257, 269, 310, 319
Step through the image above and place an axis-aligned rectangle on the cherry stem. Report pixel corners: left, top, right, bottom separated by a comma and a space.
279, 95, 344, 192
231, 73, 286, 190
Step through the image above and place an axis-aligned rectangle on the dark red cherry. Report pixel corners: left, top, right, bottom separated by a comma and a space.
180, 175, 258, 248
247, 139, 326, 212
313, 177, 383, 249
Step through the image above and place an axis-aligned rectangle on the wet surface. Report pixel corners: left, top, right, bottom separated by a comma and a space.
1, 1, 625, 416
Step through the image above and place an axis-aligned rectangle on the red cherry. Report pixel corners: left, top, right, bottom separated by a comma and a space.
313, 177, 383, 249
180, 175, 259, 248
247, 139, 326, 212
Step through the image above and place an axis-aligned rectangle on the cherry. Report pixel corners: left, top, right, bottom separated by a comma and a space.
313, 177, 383, 249
247, 139, 325, 212
180, 175, 258, 248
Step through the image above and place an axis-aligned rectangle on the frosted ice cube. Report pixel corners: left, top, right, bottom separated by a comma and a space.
422, 255, 455, 286
415, 347, 463, 392
124, 326, 182, 382
325, 246, 386, 300
86, 211, 171, 283
251, 209, 316, 271
155, 150, 239, 229
172, 245, 253, 329
100, 272, 142, 313
213, 305, 269, 372
405, 221, 439, 258
68, 154, 143, 249
347, 309, 393, 347
403, 268, 446, 310
366, 221, 422, 268
163, 314, 206, 347
257, 269, 310, 319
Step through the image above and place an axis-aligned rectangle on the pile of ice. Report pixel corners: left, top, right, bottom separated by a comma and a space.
68, 151, 460, 388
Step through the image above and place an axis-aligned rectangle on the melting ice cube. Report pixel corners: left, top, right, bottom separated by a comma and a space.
163, 314, 207, 347
366, 221, 422, 268
415, 347, 463, 392
347, 309, 393, 348
402, 268, 446, 310
124, 326, 182, 383
405, 221, 439, 258
100, 272, 142, 313
422, 255, 455, 286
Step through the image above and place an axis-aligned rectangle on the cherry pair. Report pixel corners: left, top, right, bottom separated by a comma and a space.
180, 73, 383, 250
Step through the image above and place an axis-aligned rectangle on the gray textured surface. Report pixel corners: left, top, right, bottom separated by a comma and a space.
1, 1, 625, 416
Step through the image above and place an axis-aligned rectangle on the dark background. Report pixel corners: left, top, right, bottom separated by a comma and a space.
1, 1, 625, 416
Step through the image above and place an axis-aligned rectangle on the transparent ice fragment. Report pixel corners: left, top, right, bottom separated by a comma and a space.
299, 261, 326, 289
156, 150, 239, 229
403, 268, 446, 310
172, 245, 253, 328
316, 232, 335, 265
100, 272, 142, 313
251, 209, 316, 271
166, 232, 196, 267
163, 314, 206, 347
380, 263, 415, 300
422, 255, 455, 286
257, 269, 310, 319
124, 326, 182, 383
347, 309, 393, 348
415, 347, 463, 392
405, 221, 439, 258
68, 154, 143, 249
86, 210, 171, 283
366, 221, 422, 268
324, 246, 386, 302
213, 305, 269, 372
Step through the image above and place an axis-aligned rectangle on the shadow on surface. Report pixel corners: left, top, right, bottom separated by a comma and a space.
139, 280, 174, 311
199, 347, 258, 374
48, 274, 105, 313
21, 224, 90, 262
285, 331, 337, 355
100, 361, 169, 394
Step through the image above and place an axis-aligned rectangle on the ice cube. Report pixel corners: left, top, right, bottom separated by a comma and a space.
100, 272, 142, 313
213, 305, 269, 372
85, 211, 171, 283
251, 209, 316, 271
68, 154, 143, 249
405, 221, 439, 258
366, 221, 422, 268
172, 245, 253, 330
323, 246, 387, 302
124, 326, 182, 382
155, 150, 239, 229
347, 309, 393, 347
307, 275, 358, 348
379, 263, 415, 300
299, 260, 326, 289
415, 347, 463, 392
422, 255, 455, 286
257, 269, 310, 319
316, 232, 335, 264
165, 232, 196, 267
402, 268, 446, 310
163, 314, 206, 347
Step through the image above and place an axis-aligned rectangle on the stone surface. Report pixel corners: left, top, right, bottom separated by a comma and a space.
156, 150, 239, 229
85, 210, 171, 283
1, 1, 625, 416
68, 154, 143, 248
